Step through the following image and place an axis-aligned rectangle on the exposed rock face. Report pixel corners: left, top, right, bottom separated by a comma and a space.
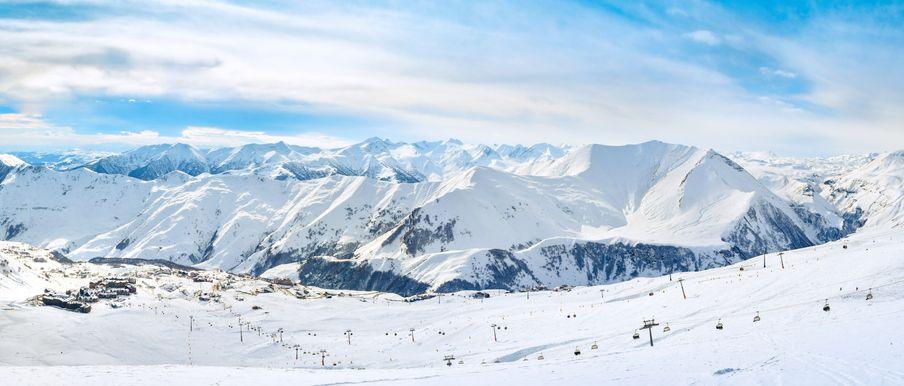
723, 201, 814, 259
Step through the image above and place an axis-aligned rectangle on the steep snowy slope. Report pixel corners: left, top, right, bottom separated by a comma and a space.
733, 150, 902, 236
824, 151, 904, 229
0, 167, 155, 251
0, 154, 26, 182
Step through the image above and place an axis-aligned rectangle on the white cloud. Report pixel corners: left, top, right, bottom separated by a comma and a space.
0, 114, 352, 151
685, 30, 721, 46
759, 66, 797, 78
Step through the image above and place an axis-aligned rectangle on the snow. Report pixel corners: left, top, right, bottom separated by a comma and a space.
2, 229, 903, 384
8, 150, 112, 170
2, 140, 901, 293
0, 153, 26, 168
733, 150, 903, 232
76, 138, 574, 184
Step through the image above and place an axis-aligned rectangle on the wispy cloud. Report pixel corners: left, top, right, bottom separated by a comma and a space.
0, 1, 901, 155
685, 30, 721, 46
759, 67, 797, 79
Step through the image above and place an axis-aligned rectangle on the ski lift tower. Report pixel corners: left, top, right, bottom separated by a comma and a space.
640, 318, 659, 347
344, 329, 353, 345
319, 349, 329, 366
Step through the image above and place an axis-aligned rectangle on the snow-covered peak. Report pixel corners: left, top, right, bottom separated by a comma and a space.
535, 141, 696, 178
84, 143, 209, 180
0, 153, 26, 168
0, 153, 27, 182
824, 149, 904, 229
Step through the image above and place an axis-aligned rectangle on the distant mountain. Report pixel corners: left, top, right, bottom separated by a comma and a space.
74, 138, 572, 182
0, 140, 900, 295
732, 150, 900, 234
84, 143, 210, 180
9, 150, 113, 171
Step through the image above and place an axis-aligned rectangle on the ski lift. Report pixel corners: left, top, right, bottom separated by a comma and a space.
591, 341, 599, 350
574, 347, 581, 356
753, 311, 761, 323
663, 323, 671, 332
866, 289, 874, 301
823, 300, 831, 312
715, 319, 723, 330
632, 330, 640, 340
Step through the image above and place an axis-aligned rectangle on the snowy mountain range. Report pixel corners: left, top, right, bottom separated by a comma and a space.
74, 138, 568, 183
0, 139, 900, 295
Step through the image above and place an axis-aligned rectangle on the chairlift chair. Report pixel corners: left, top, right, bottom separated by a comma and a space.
591, 341, 599, 350
866, 289, 874, 301
715, 319, 723, 330
632, 330, 640, 340
753, 311, 761, 322
823, 299, 831, 312
663, 323, 671, 332
537, 354, 545, 360
574, 347, 581, 356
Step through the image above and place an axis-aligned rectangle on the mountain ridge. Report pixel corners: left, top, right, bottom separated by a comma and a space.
0, 139, 900, 295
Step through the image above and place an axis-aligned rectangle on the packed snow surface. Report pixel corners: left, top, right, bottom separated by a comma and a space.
2, 228, 903, 384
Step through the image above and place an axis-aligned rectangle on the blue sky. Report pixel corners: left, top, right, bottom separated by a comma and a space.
0, 0, 901, 155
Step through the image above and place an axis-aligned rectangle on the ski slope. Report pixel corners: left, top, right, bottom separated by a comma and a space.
2, 229, 903, 385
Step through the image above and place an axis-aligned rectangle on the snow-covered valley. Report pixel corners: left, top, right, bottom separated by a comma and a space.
1, 227, 902, 384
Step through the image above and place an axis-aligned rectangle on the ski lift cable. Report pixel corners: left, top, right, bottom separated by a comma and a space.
661, 277, 904, 328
